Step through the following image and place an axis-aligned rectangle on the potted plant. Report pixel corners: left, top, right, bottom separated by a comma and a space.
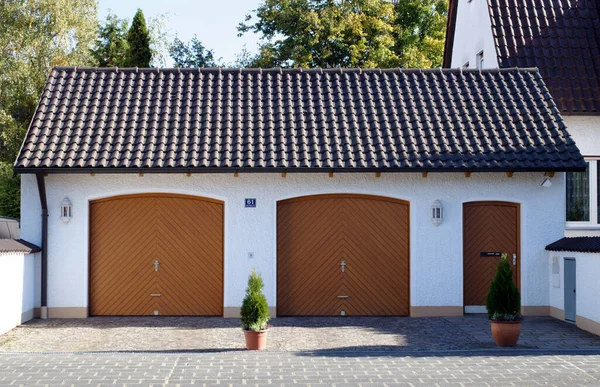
241, 269, 271, 350
486, 253, 523, 347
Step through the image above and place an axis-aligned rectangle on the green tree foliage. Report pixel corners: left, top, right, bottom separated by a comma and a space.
238, 0, 448, 68
0, 0, 97, 218
91, 12, 129, 67
486, 254, 522, 321
393, 0, 448, 68
170, 36, 217, 68
241, 270, 270, 331
124, 9, 152, 67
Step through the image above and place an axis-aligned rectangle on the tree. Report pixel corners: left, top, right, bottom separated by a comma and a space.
393, 0, 448, 68
0, 0, 97, 218
237, 0, 447, 68
91, 12, 129, 67
238, 0, 398, 68
124, 9, 152, 67
170, 36, 217, 68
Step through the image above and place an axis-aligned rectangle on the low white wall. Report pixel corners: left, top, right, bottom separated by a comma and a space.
0, 252, 39, 335
549, 251, 600, 334
20, 172, 565, 314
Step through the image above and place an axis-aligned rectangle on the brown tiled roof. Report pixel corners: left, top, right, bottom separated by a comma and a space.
488, 0, 600, 114
546, 236, 600, 253
0, 239, 41, 254
14, 67, 585, 173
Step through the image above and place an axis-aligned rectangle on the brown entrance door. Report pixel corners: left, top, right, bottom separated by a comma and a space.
89, 194, 224, 316
463, 201, 520, 308
277, 194, 410, 316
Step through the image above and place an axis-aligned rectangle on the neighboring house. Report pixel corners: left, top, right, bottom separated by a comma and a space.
15, 67, 584, 319
444, 0, 600, 236
443, 0, 600, 334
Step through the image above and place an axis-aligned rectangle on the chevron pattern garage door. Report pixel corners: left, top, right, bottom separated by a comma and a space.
463, 202, 520, 308
277, 194, 410, 316
90, 194, 223, 316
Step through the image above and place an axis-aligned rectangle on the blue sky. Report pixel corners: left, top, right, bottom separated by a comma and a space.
98, 0, 263, 66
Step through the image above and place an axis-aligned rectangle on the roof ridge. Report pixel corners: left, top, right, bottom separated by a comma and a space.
50, 66, 541, 74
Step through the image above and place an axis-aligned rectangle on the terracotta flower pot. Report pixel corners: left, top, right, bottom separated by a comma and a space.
244, 329, 268, 350
490, 320, 522, 347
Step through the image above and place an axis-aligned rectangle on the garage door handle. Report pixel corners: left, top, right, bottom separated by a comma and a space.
151, 293, 163, 297
337, 296, 349, 299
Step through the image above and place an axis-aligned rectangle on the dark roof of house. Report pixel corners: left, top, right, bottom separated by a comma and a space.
0, 239, 41, 254
443, 0, 600, 115
14, 67, 585, 174
546, 236, 600, 253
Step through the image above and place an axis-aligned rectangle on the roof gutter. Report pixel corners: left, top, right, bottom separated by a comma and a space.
35, 174, 48, 319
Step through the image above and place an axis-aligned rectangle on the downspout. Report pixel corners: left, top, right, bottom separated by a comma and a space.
35, 173, 48, 319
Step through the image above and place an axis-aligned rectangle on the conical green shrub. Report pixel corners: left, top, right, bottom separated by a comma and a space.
241, 269, 270, 331
486, 253, 522, 321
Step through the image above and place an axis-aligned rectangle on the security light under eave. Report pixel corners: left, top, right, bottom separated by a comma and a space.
60, 197, 72, 223
431, 200, 443, 226
541, 178, 553, 188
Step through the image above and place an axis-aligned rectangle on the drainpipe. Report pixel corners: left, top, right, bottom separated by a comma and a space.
35, 174, 48, 319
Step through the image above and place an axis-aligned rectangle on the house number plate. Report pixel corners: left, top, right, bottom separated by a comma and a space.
245, 198, 257, 208
480, 252, 502, 257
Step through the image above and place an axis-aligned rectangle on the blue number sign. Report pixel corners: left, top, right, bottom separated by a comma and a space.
245, 198, 257, 208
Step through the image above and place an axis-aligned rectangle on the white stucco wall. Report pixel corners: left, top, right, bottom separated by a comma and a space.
21, 172, 564, 313
563, 116, 600, 157
450, 0, 499, 69
0, 252, 39, 335
549, 251, 600, 324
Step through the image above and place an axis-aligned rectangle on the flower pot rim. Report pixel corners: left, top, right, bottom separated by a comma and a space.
243, 328, 269, 333
490, 320, 523, 324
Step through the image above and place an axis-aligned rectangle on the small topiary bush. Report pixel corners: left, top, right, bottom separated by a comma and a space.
486, 253, 522, 321
241, 269, 270, 331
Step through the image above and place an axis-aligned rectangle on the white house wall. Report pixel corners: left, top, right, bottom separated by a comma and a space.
21, 172, 564, 316
548, 251, 600, 336
564, 116, 600, 157
450, 0, 499, 69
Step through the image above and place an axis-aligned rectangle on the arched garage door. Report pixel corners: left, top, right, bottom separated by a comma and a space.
277, 194, 410, 316
89, 194, 223, 316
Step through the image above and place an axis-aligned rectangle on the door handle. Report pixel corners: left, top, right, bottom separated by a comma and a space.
340, 261, 346, 273
512, 254, 517, 265
154, 260, 159, 272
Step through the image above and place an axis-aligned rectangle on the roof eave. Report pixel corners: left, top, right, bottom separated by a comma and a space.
442, 0, 460, 68
13, 166, 587, 175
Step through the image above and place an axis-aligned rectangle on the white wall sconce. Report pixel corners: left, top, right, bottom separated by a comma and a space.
60, 197, 73, 223
541, 178, 552, 188
431, 200, 443, 226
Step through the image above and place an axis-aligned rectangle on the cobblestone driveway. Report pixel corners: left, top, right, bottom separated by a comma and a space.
1, 350, 600, 386
1, 315, 599, 353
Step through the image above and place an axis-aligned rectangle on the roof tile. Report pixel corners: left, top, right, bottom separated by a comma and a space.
15, 67, 585, 173
488, 0, 600, 114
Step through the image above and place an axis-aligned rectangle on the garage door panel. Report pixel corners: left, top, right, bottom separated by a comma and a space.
277, 195, 410, 316
90, 194, 223, 316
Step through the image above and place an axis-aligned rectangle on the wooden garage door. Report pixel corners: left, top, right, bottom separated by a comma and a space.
277, 194, 410, 316
89, 194, 223, 316
463, 201, 520, 307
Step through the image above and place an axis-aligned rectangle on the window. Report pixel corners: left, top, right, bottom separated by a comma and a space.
566, 159, 600, 226
476, 51, 484, 69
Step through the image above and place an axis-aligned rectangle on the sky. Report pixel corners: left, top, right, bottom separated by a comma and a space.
98, 0, 263, 66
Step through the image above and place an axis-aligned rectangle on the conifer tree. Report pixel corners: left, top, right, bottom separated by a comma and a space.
124, 9, 152, 67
